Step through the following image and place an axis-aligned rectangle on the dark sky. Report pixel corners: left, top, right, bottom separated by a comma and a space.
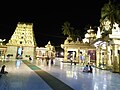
0, 0, 112, 47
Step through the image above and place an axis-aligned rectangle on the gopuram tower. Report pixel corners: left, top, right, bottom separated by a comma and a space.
6, 22, 37, 60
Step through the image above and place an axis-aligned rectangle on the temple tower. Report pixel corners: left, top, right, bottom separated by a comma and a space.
6, 22, 37, 60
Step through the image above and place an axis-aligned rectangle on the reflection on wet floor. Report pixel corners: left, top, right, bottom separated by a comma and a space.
35, 58, 120, 90
0, 58, 120, 90
15, 59, 22, 69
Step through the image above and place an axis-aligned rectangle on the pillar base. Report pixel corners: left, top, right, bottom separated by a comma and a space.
112, 69, 119, 73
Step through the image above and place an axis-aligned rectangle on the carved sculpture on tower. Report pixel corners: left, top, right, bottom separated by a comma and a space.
6, 22, 37, 60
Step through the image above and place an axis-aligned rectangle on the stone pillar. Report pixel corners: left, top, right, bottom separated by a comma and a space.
112, 44, 119, 73
99, 46, 102, 67
107, 45, 112, 67
96, 46, 100, 67
104, 42, 108, 69
118, 49, 120, 73
76, 49, 80, 63
84, 49, 88, 65
64, 47, 68, 61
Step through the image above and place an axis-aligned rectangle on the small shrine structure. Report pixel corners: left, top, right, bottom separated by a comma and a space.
36, 41, 56, 59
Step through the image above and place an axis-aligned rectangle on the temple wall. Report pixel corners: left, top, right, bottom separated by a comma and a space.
23, 47, 35, 60
6, 46, 17, 60
6, 46, 36, 61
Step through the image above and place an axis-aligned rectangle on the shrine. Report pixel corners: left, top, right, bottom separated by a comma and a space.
36, 41, 56, 59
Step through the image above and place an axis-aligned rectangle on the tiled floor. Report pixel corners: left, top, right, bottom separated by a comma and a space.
0, 60, 52, 90
0, 58, 120, 90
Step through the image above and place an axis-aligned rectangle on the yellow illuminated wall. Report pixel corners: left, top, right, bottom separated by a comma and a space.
6, 22, 36, 60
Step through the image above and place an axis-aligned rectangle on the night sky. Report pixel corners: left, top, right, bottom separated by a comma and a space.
0, 0, 112, 47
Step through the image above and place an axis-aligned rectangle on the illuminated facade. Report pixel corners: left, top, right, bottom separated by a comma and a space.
61, 31, 96, 65
0, 39, 7, 61
61, 21, 120, 73
6, 22, 37, 60
93, 21, 120, 73
36, 41, 56, 59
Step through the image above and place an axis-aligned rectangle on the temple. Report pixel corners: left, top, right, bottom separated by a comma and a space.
6, 22, 37, 60
0, 20, 120, 73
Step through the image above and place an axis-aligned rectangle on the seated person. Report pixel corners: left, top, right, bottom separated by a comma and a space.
0, 65, 8, 74
83, 64, 93, 73
83, 65, 89, 72
88, 65, 93, 73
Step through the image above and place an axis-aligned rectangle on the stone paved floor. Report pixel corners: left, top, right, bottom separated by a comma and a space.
0, 58, 120, 90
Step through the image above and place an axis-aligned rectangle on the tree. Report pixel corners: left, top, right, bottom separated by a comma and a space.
100, 0, 120, 34
62, 21, 74, 37
71, 29, 82, 41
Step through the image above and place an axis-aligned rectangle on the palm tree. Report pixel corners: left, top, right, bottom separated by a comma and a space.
100, 0, 120, 34
62, 21, 74, 37
70, 29, 81, 41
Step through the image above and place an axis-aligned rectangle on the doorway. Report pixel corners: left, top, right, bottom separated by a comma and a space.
16, 46, 23, 59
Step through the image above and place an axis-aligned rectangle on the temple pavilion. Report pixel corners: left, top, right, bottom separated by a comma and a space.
61, 27, 96, 65
61, 19, 120, 74
92, 19, 120, 73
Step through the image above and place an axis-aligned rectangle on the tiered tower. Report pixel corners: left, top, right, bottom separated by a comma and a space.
6, 22, 37, 60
